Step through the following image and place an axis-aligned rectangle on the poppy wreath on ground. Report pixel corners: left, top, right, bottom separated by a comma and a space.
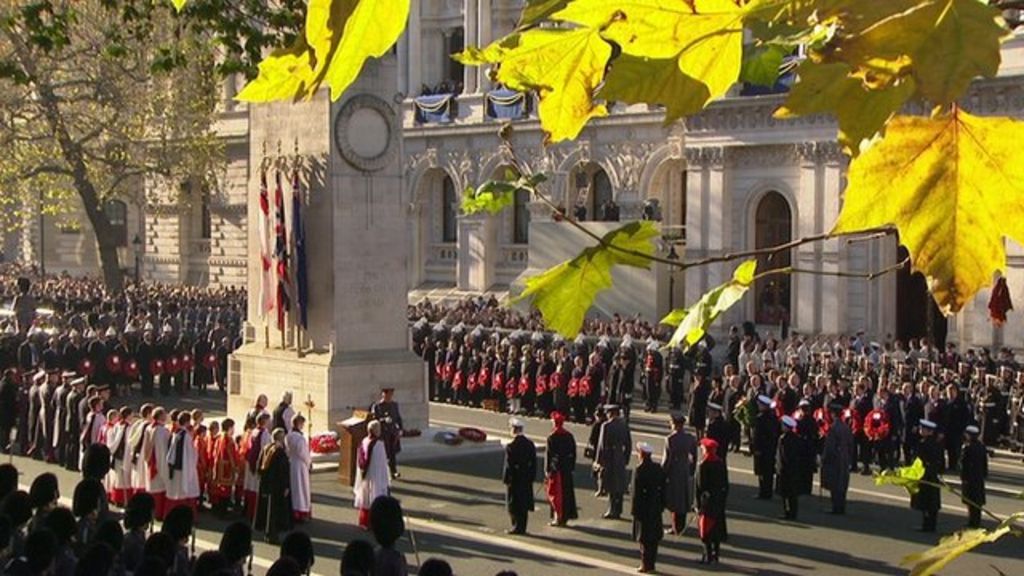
106, 355, 122, 374
864, 409, 891, 441
433, 431, 463, 445
458, 427, 487, 443
78, 358, 95, 376
310, 432, 340, 454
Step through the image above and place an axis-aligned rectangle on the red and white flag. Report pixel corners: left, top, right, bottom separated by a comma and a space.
258, 170, 274, 318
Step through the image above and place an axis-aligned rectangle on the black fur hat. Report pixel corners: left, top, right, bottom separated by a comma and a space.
369, 495, 405, 548
218, 521, 252, 565
266, 557, 302, 576
95, 518, 124, 553
142, 532, 177, 568
160, 505, 194, 542
0, 490, 33, 527
72, 479, 105, 518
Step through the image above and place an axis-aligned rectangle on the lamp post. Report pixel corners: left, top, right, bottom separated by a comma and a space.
666, 243, 679, 310
132, 234, 142, 283
38, 188, 45, 276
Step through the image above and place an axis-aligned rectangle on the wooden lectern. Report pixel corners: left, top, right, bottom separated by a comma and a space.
338, 414, 368, 486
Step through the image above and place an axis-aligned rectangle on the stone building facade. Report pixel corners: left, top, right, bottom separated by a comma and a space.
19, 1, 1024, 350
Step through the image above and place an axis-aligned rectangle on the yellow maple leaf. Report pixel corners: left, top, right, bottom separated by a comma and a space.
235, 40, 319, 103
557, 0, 744, 106
322, 0, 410, 101
601, 54, 710, 123
837, 0, 1006, 105
459, 27, 611, 144
834, 111, 1024, 314
170, 0, 187, 12
775, 61, 915, 155
902, 525, 1013, 576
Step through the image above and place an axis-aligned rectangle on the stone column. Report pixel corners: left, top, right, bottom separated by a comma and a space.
794, 142, 821, 335
407, 0, 422, 94
684, 148, 709, 304
463, 0, 479, 93
456, 212, 497, 291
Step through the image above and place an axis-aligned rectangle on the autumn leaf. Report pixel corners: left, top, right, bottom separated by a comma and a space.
520, 0, 571, 27
834, 111, 1024, 314
601, 54, 710, 123
837, 0, 1006, 105
874, 457, 925, 495
902, 526, 1013, 576
170, 0, 187, 12
235, 40, 318, 103
662, 260, 757, 350
457, 27, 611, 143
513, 221, 660, 337
775, 61, 915, 155
322, 0, 410, 101
558, 0, 744, 108
461, 173, 545, 215
740, 44, 788, 88
237, 0, 409, 103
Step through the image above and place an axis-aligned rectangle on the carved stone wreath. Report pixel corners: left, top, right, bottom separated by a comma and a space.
333, 94, 398, 173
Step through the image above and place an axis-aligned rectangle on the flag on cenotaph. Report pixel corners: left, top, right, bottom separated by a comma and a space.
274, 170, 292, 330
258, 170, 274, 318
291, 169, 309, 330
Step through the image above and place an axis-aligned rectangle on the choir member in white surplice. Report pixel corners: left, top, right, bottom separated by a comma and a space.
286, 414, 312, 522
353, 419, 391, 529
166, 411, 201, 513
143, 407, 171, 519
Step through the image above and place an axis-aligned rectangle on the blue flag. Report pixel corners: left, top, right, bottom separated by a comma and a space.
292, 169, 309, 329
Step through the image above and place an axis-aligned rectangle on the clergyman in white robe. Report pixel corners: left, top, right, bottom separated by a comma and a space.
143, 417, 171, 519
285, 422, 312, 521
166, 426, 200, 513
353, 421, 390, 529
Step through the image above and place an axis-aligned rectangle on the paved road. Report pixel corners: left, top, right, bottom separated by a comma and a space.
7, 396, 1024, 575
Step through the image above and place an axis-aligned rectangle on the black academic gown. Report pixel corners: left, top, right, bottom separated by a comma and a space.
255, 443, 292, 539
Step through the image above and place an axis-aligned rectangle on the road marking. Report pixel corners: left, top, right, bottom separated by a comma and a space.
405, 515, 640, 575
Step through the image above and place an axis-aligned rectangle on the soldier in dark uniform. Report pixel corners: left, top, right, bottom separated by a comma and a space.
667, 345, 687, 411
641, 345, 663, 413
705, 402, 730, 462
960, 425, 988, 528
86, 331, 109, 390
51, 372, 73, 466
776, 415, 804, 520
26, 370, 42, 459
597, 404, 631, 519
157, 326, 174, 396
753, 395, 779, 499
632, 442, 665, 574
942, 384, 971, 472
192, 333, 212, 396
689, 375, 710, 438
64, 377, 86, 471
503, 418, 536, 535
0, 369, 18, 453
912, 419, 943, 532
368, 387, 404, 479
136, 330, 156, 397
607, 353, 634, 418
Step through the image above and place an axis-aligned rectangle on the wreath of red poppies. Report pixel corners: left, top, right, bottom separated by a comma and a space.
458, 427, 487, 443
813, 407, 831, 438
864, 409, 891, 441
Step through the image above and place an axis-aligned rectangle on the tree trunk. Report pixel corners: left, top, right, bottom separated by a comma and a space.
93, 226, 125, 292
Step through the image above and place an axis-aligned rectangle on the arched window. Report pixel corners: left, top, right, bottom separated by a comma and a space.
441, 175, 458, 243
513, 187, 530, 244
592, 169, 613, 220
754, 192, 792, 325
104, 199, 128, 247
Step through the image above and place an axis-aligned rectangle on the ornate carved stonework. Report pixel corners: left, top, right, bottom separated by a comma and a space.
797, 141, 845, 165
333, 94, 399, 173
604, 142, 655, 197
725, 145, 798, 168
684, 146, 725, 167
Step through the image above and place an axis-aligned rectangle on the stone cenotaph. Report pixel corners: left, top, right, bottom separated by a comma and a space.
229, 56, 426, 433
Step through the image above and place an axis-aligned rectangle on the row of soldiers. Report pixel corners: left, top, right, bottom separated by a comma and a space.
413, 326, 714, 423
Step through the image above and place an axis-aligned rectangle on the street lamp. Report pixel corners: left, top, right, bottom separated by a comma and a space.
666, 243, 679, 310
132, 234, 142, 283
